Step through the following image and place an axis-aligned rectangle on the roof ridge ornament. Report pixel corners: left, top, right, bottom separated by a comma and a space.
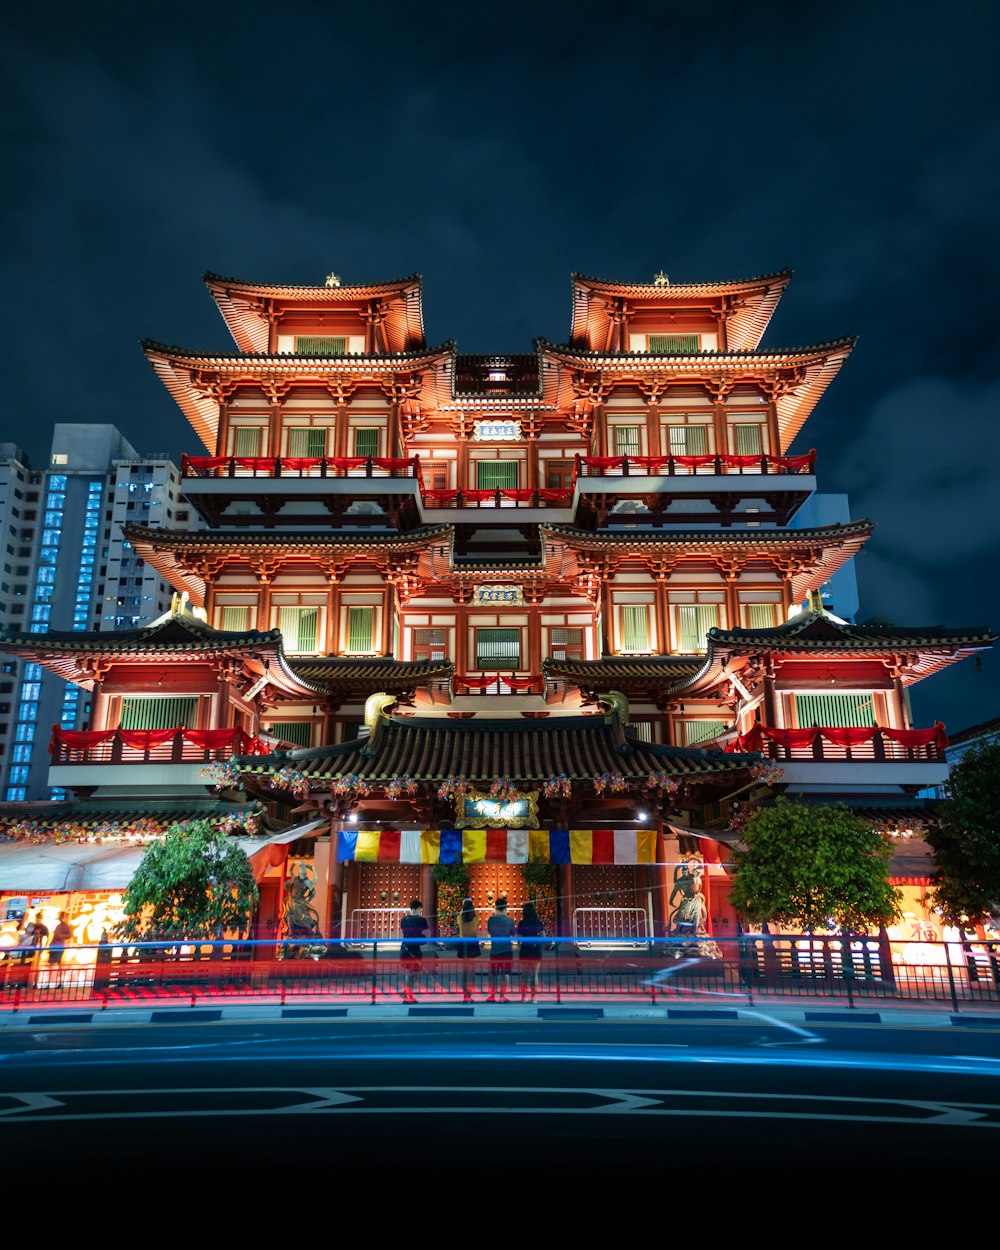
324, 272, 341, 288
653, 271, 670, 287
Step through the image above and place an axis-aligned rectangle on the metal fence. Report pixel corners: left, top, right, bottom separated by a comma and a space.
1, 936, 998, 1011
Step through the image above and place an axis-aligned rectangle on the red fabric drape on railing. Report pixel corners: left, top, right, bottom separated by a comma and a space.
462, 490, 498, 503
500, 489, 537, 502
183, 456, 230, 472
116, 728, 178, 751
501, 675, 542, 691
373, 457, 416, 471
761, 727, 819, 749
536, 488, 572, 504
183, 728, 243, 750
234, 457, 277, 473
456, 675, 501, 690
582, 456, 627, 471
49, 727, 114, 753
670, 455, 717, 470
725, 724, 763, 752
821, 726, 878, 747
326, 457, 367, 471
725, 454, 766, 470
423, 489, 461, 504
278, 457, 324, 472
776, 453, 815, 472
881, 723, 949, 749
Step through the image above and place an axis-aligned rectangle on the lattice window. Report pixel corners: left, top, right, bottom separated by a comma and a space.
119, 696, 198, 730
677, 719, 728, 746
794, 693, 876, 728
648, 333, 700, 353
347, 606, 375, 653
745, 602, 778, 629
668, 425, 709, 456
268, 721, 313, 748
619, 605, 650, 652
676, 604, 719, 653
279, 607, 319, 653
631, 720, 654, 742
549, 627, 584, 661
287, 428, 327, 457
476, 627, 520, 668
614, 426, 641, 457
296, 336, 347, 355
219, 606, 249, 631
353, 428, 380, 458
476, 460, 518, 490
233, 427, 262, 456
413, 627, 447, 661
734, 424, 763, 456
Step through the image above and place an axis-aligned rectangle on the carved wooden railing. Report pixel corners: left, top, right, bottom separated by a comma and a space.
49, 726, 267, 765
725, 722, 948, 763
181, 455, 419, 479
577, 451, 816, 477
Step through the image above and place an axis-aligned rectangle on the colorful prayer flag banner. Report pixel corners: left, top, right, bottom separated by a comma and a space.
336, 829, 656, 865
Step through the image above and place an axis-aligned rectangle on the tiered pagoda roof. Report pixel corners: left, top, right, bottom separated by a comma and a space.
570, 270, 793, 352
238, 711, 756, 787
203, 272, 426, 355
682, 611, 998, 693
540, 337, 856, 453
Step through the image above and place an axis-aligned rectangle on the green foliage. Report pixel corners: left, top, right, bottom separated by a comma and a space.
729, 797, 900, 933
117, 820, 258, 942
432, 862, 469, 937
928, 740, 1000, 925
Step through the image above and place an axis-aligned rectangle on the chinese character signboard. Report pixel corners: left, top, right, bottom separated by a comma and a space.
456, 790, 540, 828
473, 420, 522, 441
473, 585, 523, 606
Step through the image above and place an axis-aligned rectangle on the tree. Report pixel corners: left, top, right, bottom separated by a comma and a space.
927, 739, 1000, 926
728, 798, 900, 933
117, 820, 258, 942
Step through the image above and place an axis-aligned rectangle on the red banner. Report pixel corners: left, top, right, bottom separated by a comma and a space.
117, 728, 178, 751
456, 675, 502, 690
761, 727, 819, 749
183, 456, 230, 473
881, 723, 948, 749
821, 726, 878, 747
278, 457, 323, 472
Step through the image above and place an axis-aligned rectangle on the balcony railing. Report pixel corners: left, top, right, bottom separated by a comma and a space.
49, 726, 267, 766
725, 723, 948, 763
455, 673, 544, 694
578, 451, 815, 477
421, 488, 573, 509
181, 455, 420, 479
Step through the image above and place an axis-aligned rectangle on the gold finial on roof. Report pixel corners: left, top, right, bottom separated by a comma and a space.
324, 272, 341, 288
807, 588, 825, 614
653, 271, 670, 287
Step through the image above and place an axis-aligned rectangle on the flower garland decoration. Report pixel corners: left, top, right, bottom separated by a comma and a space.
644, 771, 679, 795
542, 774, 572, 800
216, 810, 262, 837
437, 775, 469, 801
383, 773, 417, 799
593, 771, 626, 795
750, 761, 785, 786
331, 772, 371, 798
200, 756, 244, 789
489, 776, 521, 803
268, 766, 310, 799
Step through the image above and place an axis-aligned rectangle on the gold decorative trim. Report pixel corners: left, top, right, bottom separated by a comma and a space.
456, 790, 540, 829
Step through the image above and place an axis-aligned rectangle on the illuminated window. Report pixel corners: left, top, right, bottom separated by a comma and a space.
549, 627, 584, 661
675, 604, 719, 653
668, 425, 709, 456
413, 627, 447, 661
51, 454, 68, 465
296, 336, 347, 355
476, 627, 520, 668
614, 426, 641, 457
744, 602, 778, 629
288, 428, 327, 458
647, 334, 699, 353
676, 719, 728, 747
353, 428, 380, 458
279, 606, 319, 653
793, 693, 876, 729
233, 427, 262, 457
733, 424, 763, 456
119, 696, 198, 730
476, 460, 518, 490
619, 605, 650, 652
267, 721, 313, 748
346, 606, 375, 654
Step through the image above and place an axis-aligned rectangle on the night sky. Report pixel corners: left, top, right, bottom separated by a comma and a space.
5, 1, 999, 731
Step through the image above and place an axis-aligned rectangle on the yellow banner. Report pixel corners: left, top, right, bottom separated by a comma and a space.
420, 830, 441, 864
462, 830, 487, 862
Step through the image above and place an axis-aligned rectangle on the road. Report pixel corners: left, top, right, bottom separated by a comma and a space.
2, 1006, 998, 1202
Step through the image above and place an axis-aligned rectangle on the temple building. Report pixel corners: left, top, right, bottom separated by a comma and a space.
0, 266, 993, 956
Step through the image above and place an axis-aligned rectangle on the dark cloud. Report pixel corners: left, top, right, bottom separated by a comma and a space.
3, 0, 998, 728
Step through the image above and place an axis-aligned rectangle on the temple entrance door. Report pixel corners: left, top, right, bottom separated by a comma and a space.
468, 863, 527, 923
350, 864, 422, 940
572, 866, 649, 941
255, 878, 281, 958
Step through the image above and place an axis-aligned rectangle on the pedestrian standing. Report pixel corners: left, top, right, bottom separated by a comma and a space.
517, 899, 545, 1002
48, 911, 74, 989
399, 899, 428, 1003
486, 896, 515, 1002
456, 897, 481, 1001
